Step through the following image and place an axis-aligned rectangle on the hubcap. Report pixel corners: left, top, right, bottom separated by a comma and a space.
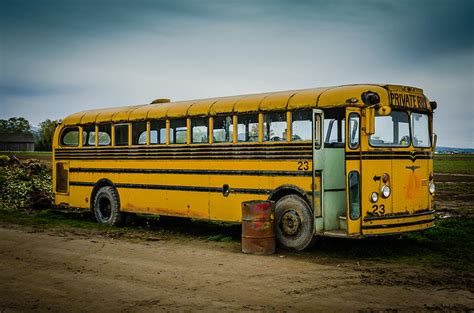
280, 210, 301, 236
98, 196, 112, 220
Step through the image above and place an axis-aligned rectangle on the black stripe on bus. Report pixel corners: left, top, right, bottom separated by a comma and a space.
345, 155, 432, 161
69, 168, 313, 177
345, 151, 432, 156
69, 181, 272, 195
363, 210, 435, 221
69, 181, 318, 197
361, 218, 435, 230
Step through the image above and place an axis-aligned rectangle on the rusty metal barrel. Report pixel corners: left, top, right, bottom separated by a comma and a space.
241, 200, 275, 255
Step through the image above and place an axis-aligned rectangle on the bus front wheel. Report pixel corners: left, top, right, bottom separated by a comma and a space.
93, 186, 124, 226
274, 195, 314, 251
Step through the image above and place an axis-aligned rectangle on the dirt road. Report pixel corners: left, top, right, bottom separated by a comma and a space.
0, 225, 472, 312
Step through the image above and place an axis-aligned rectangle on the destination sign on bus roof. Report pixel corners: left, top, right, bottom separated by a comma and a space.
388, 91, 428, 110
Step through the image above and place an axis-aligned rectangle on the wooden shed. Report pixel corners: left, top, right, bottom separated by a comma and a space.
0, 133, 35, 151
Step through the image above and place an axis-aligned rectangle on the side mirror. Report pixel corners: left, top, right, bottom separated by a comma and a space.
362, 107, 375, 135
433, 133, 437, 151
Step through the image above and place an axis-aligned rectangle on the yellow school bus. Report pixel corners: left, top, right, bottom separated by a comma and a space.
53, 84, 436, 251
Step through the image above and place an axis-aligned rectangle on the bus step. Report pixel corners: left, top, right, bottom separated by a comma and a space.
338, 216, 347, 230
323, 229, 347, 238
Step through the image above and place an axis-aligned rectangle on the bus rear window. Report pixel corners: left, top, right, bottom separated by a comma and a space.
369, 111, 410, 147
60, 127, 79, 146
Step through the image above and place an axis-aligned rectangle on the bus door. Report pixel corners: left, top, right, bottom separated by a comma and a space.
345, 108, 362, 235
312, 109, 324, 233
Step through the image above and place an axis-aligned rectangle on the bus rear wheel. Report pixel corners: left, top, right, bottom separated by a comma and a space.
93, 186, 124, 226
274, 195, 314, 251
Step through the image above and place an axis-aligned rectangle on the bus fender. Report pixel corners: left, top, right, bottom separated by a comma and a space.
268, 184, 311, 207
90, 178, 119, 210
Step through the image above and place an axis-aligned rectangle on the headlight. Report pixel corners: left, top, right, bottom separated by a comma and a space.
381, 185, 391, 198
429, 182, 435, 194
370, 192, 379, 203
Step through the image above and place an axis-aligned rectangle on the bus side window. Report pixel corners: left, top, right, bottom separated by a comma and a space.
150, 120, 166, 144
348, 113, 360, 149
191, 118, 209, 144
132, 121, 147, 145
60, 127, 80, 147
169, 119, 187, 144
98, 124, 111, 146
263, 112, 287, 142
291, 110, 312, 141
237, 113, 259, 142
114, 124, 129, 146
82, 125, 96, 146
212, 116, 233, 143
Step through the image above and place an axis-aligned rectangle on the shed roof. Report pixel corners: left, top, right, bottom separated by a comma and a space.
0, 133, 35, 143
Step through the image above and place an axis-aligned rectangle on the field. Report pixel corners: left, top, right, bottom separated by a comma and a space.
0, 152, 473, 311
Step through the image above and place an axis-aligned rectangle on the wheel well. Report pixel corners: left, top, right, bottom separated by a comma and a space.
268, 185, 311, 207
90, 179, 117, 210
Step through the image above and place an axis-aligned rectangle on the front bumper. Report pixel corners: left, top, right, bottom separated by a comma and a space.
361, 210, 435, 236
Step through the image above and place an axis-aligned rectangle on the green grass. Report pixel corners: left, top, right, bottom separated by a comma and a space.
434, 154, 474, 175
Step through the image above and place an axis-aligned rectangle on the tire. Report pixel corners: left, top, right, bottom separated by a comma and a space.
274, 195, 314, 251
93, 186, 124, 226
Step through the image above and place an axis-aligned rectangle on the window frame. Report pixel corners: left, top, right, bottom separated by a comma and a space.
131, 121, 148, 146
369, 110, 411, 148
411, 111, 432, 148
97, 123, 112, 147
113, 123, 130, 147
212, 115, 234, 144
291, 110, 312, 142
348, 112, 360, 150
236, 113, 260, 143
263, 111, 287, 142
169, 118, 188, 145
59, 126, 80, 147
190, 117, 209, 144
82, 124, 97, 147
149, 120, 167, 145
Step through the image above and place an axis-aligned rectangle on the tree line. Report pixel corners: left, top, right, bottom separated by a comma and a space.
0, 117, 57, 151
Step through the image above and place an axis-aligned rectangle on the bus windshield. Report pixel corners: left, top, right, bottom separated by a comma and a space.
369, 111, 410, 147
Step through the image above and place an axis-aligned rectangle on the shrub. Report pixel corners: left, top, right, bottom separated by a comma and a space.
0, 157, 53, 212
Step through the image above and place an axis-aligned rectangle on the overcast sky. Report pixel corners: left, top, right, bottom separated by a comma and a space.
0, 0, 473, 147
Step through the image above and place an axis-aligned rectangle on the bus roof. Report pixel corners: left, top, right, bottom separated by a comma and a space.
62, 84, 427, 125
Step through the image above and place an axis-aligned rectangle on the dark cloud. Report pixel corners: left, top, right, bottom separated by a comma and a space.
0, 0, 472, 147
